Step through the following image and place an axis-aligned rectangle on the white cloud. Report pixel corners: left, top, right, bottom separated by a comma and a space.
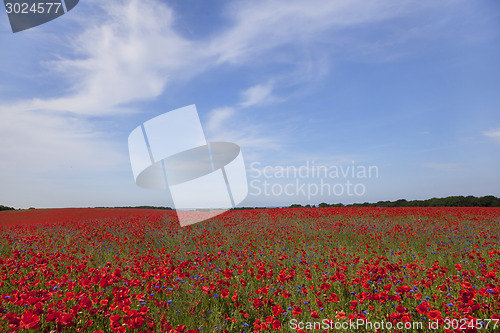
0, 106, 125, 172
240, 82, 275, 108
205, 80, 283, 151
18, 0, 205, 116
5, 0, 451, 116
210, 0, 441, 65
206, 107, 236, 133
205, 104, 282, 151
483, 126, 500, 143
205, 111, 282, 151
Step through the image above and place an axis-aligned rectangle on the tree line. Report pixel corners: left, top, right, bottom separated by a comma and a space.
313, 195, 500, 208
3, 195, 499, 212
0, 205, 15, 211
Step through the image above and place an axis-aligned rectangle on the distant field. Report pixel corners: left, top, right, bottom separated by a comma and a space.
0, 208, 168, 226
0, 207, 499, 332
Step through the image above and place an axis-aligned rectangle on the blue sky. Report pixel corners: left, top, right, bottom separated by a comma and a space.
1, 0, 499, 208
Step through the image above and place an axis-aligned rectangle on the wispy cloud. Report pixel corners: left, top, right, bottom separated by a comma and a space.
210, 0, 453, 65
206, 107, 236, 133
33, 0, 416, 116
4, 0, 454, 116
204, 105, 283, 151
483, 126, 500, 143
0, 105, 125, 176
213, 0, 398, 65
205, 80, 284, 152
29, 0, 203, 115
240, 82, 276, 108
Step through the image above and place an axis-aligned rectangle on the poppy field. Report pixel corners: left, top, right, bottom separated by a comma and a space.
0, 207, 499, 332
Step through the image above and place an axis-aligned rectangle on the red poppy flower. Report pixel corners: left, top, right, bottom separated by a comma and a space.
428, 310, 442, 321
272, 305, 284, 316
416, 303, 428, 315
79, 296, 92, 309
293, 306, 302, 316
20, 310, 40, 330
